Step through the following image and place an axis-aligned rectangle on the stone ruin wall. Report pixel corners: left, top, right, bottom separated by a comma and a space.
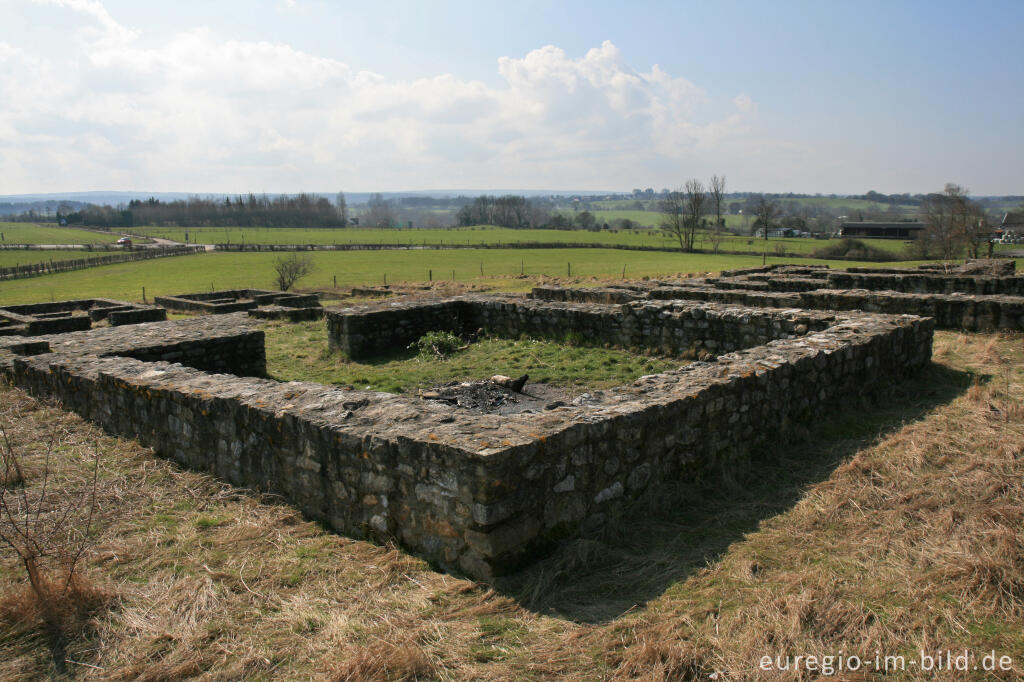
0, 298, 933, 579
0, 299, 167, 336
154, 289, 320, 315
825, 271, 1024, 296
532, 263, 1024, 333
327, 296, 836, 360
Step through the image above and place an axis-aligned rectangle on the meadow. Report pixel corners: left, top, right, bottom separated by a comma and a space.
0, 222, 122, 245
132, 224, 695, 246
0, 248, 935, 306
0, 249, 106, 267
131, 223, 921, 257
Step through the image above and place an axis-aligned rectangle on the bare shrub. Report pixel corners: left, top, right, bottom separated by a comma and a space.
0, 422, 109, 674
273, 253, 314, 291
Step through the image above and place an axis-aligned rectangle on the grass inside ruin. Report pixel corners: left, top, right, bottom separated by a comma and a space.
261, 319, 680, 393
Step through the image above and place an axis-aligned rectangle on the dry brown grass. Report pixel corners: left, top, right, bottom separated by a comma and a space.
1, 330, 1022, 679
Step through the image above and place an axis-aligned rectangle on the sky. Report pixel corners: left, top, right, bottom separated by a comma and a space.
0, 0, 1022, 196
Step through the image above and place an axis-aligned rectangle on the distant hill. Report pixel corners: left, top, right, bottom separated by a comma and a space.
0, 189, 617, 207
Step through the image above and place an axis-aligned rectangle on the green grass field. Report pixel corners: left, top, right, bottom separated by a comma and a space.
131, 224, 921, 257
0, 250, 109, 267
132, 225, 684, 246
564, 209, 751, 230
0, 223, 123, 245
0, 248, 940, 306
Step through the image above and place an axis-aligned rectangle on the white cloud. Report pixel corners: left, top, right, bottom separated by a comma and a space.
1, 4, 756, 191
733, 94, 754, 113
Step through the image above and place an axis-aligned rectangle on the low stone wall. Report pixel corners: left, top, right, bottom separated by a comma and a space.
1, 306, 934, 579
798, 290, 1024, 332
826, 272, 1024, 296
108, 307, 168, 326
155, 289, 319, 314
250, 292, 320, 308
0, 298, 167, 336
350, 287, 395, 298
327, 299, 466, 357
326, 296, 838, 359
0, 315, 265, 377
248, 306, 324, 322
534, 285, 1024, 332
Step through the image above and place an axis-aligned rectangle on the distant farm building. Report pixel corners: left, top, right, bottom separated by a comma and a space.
840, 221, 924, 240
997, 212, 1023, 244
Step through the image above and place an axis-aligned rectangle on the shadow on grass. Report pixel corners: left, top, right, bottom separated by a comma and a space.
496, 361, 973, 624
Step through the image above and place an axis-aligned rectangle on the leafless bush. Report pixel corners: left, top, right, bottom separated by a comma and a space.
273, 253, 314, 291
0, 422, 107, 674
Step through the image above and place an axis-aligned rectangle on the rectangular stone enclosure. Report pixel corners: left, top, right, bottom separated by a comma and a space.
2, 296, 934, 579
155, 289, 320, 314
0, 298, 166, 336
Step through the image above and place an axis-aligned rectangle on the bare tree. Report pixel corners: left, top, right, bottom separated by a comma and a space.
364, 193, 396, 228
753, 195, 781, 241
709, 175, 726, 253
920, 183, 983, 261
273, 253, 314, 291
335, 191, 348, 227
659, 190, 687, 250
683, 179, 707, 252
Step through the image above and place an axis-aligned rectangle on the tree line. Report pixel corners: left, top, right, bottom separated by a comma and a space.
57, 193, 349, 228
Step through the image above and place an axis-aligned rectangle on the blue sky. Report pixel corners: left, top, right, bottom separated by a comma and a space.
1, 0, 1021, 194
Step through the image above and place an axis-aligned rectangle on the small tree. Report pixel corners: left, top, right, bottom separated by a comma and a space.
274, 253, 314, 291
659, 190, 687, 250
753, 195, 781, 241
660, 179, 707, 252
682, 179, 707, 252
708, 175, 726, 253
575, 210, 597, 230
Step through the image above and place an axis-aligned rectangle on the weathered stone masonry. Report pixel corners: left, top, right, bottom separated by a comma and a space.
532, 262, 1024, 332
0, 298, 166, 336
326, 296, 838, 360
2, 300, 933, 579
155, 289, 320, 315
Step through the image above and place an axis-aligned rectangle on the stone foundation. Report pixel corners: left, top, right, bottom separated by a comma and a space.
0, 298, 932, 579
0, 299, 167, 336
326, 296, 837, 359
248, 306, 325, 322
532, 264, 1024, 332
155, 289, 321, 315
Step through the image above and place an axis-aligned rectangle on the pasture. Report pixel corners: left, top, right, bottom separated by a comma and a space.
0, 248, 934, 306
130, 224, 919, 258
0, 249, 106, 267
0, 222, 123, 244
132, 225, 685, 246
